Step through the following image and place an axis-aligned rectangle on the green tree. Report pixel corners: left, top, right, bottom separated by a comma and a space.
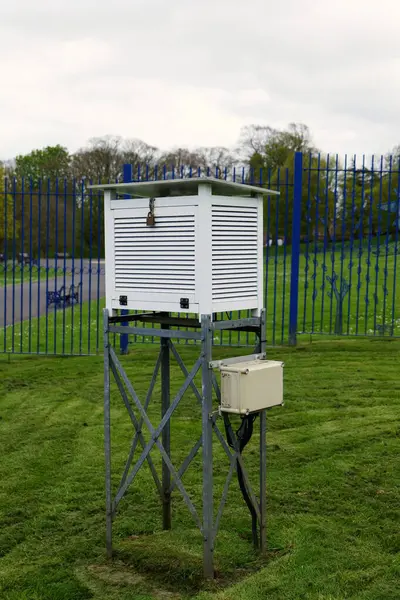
0, 164, 19, 249
240, 124, 339, 242
339, 156, 400, 241
15, 145, 71, 184
240, 123, 315, 171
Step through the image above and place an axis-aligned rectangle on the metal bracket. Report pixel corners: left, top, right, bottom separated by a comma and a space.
209, 352, 266, 370
180, 298, 189, 309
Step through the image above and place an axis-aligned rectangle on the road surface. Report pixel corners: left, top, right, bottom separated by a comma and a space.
0, 260, 105, 328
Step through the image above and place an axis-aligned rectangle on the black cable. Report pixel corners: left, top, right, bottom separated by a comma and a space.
223, 413, 259, 548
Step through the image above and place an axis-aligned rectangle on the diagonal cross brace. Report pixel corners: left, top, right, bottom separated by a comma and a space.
169, 435, 203, 494
212, 457, 237, 543
110, 347, 203, 532
171, 342, 232, 459
111, 345, 201, 502
173, 345, 261, 532
211, 374, 241, 460
118, 349, 162, 492
110, 359, 163, 501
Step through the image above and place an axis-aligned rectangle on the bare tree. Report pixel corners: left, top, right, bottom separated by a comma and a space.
237, 125, 277, 161
71, 135, 125, 182
157, 147, 202, 171
71, 135, 159, 181
194, 146, 235, 177
121, 138, 158, 176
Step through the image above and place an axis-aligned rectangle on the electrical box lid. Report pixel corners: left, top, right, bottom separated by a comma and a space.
220, 359, 284, 374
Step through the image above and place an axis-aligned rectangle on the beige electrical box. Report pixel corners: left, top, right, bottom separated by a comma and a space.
220, 359, 284, 415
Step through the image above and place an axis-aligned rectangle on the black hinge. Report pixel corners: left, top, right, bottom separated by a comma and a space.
119, 295, 128, 306
180, 298, 189, 309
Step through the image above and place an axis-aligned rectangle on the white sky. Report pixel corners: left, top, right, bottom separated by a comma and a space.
1, 0, 400, 159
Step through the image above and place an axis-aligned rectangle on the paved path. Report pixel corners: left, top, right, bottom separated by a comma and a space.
0, 260, 105, 328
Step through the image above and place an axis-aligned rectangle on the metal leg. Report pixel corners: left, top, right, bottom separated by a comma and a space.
259, 308, 267, 552
201, 315, 214, 579
103, 309, 113, 558
161, 323, 171, 530
259, 409, 267, 552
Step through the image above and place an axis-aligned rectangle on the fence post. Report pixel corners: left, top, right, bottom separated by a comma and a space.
120, 163, 132, 355
289, 152, 303, 345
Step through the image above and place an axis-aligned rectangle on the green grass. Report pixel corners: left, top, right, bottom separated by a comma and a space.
1, 339, 399, 599
0, 298, 105, 355
0, 264, 64, 286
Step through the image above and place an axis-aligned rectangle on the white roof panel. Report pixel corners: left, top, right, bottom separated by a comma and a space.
88, 176, 279, 198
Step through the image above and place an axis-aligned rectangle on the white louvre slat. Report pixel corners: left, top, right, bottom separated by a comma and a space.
213, 275, 257, 283
114, 232, 195, 238
213, 291, 257, 299
212, 204, 259, 302
211, 223, 258, 229
114, 255, 191, 268
116, 267, 195, 274
115, 250, 193, 255
114, 210, 196, 293
212, 250, 257, 257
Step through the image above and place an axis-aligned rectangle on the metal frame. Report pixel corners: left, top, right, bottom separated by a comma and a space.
103, 308, 268, 579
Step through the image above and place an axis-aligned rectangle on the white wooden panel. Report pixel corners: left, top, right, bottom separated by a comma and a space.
110, 196, 200, 210
104, 190, 116, 311
255, 193, 264, 316
212, 298, 259, 312
196, 183, 213, 315
211, 202, 260, 306
112, 204, 197, 307
111, 297, 199, 314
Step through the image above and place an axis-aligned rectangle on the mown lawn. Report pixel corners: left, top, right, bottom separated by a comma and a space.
0, 339, 399, 599
0, 264, 65, 286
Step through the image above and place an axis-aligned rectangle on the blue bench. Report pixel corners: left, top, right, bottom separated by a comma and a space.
46, 283, 81, 308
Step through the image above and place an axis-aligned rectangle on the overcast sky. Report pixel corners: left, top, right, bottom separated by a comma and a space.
1, 0, 400, 160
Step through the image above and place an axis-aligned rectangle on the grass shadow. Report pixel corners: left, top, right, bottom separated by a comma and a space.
86, 530, 288, 596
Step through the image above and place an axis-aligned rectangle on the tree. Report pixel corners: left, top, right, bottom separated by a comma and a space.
238, 124, 329, 241
0, 164, 19, 250
157, 147, 203, 176
157, 146, 235, 179
385, 145, 400, 169
14, 145, 71, 184
337, 155, 400, 241
239, 123, 315, 170
121, 138, 158, 177
71, 135, 158, 182
71, 136, 123, 182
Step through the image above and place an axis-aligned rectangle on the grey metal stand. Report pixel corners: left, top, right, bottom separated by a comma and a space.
103, 309, 268, 578
259, 308, 267, 553
161, 319, 171, 531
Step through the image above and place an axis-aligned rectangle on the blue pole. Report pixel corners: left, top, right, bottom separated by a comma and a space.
289, 152, 303, 345
120, 163, 132, 354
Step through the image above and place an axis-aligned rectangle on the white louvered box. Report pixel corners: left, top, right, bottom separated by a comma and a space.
91, 178, 278, 319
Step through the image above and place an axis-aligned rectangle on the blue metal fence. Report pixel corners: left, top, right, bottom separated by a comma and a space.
298, 154, 400, 339
1, 153, 399, 355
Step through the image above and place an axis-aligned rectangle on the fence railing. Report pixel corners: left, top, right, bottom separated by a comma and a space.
298, 154, 400, 339
1, 153, 399, 355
